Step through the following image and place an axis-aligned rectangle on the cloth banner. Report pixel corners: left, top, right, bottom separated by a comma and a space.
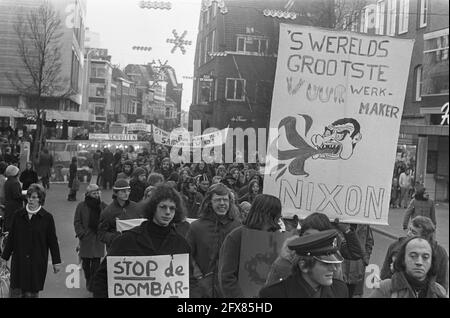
107, 254, 189, 298
263, 24, 414, 225
126, 123, 152, 133
116, 218, 147, 232
152, 125, 229, 149
238, 228, 292, 298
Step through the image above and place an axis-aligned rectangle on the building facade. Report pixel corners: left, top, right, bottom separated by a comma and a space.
355, 0, 448, 201
0, 0, 87, 137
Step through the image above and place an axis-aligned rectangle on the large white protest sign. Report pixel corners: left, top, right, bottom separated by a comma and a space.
116, 218, 147, 232
107, 254, 189, 298
152, 125, 172, 146
264, 24, 414, 225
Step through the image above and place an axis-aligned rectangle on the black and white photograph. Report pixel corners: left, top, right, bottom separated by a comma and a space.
0, 0, 448, 303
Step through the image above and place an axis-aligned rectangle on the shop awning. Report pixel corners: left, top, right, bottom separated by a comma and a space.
0, 107, 25, 118
45, 110, 89, 122
400, 124, 449, 136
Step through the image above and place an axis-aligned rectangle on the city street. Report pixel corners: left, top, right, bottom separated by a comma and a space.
37, 183, 449, 298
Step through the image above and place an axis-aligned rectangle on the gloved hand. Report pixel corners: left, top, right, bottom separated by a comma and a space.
333, 218, 351, 233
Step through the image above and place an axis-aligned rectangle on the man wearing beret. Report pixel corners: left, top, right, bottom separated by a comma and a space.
259, 229, 348, 298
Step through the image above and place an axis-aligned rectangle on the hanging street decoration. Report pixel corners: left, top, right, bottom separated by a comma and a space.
132, 46, 152, 51
139, 1, 172, 10
166, 30, 192, 55
201, 0, 228, 15
262, 9, 297, 20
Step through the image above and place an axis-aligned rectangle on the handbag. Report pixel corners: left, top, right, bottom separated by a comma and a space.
72, 178, 80, 191
0, 265, 10, 298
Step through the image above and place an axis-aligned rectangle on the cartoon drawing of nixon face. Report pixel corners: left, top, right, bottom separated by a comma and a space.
311, 118, 362, 160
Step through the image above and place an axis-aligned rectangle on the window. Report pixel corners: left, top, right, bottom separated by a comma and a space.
423, 30, 449, 95
226, 78, 245, 101
0, 95, 19, 106
398, 0, 409, 34
414, 65, 422, 101
360, 9, 366, 33
236, 36, 269, 54
376, 0, 386, 35
91, 64, 106, 78
198, 75, 214, 105
204, 36, 209, 64
198, 41, 202, 66
70, 51, 80, 92
351, 12, 359, 32
94, 105, 105, 116
419, 0, 427, 28
386, 0, 396, 36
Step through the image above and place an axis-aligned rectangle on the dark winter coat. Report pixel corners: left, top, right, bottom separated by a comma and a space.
1, 207, 61, 293
369, 271, 447, 298
68, 162, 77, 188
259, 271, 349, 298
186, 211, 241, 297
97, 199, 144, 251
129, 178, 147, 202
19, 169, 38, 190
36, 152, 53, 178
74, 200, 108, 258
91, 221, 194, 298
380, 237, 448, 292
4, 177, 24, 231
182, 192, 204, 218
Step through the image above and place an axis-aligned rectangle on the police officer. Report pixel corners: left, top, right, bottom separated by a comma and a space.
259, 229, 348, 298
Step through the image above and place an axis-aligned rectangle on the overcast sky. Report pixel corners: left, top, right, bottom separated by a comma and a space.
85, 0, 202, 111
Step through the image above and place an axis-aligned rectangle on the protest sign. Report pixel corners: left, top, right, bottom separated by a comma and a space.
238, 229, 292, 298
126, 123, 152, 133
152, 125, 172, 146
116, 218, 147, 232
107, 254, 189, 298
264, 24, 414, 225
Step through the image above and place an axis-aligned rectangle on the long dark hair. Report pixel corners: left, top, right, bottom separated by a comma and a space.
243, 194, 281, 231
299, 212, 333, 235
393, 236, 437, 278
144, 184, 186, 224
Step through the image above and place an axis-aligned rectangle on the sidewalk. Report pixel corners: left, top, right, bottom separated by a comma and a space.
372, 203, 449, 253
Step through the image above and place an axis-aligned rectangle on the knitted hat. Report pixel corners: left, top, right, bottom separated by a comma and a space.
113, 178, 130, 190
5, 165, 19, 177
85, 184, 100, 196
133, 167, 146, 177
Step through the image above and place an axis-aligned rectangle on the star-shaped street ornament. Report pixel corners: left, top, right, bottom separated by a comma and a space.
166, 30, 192, 55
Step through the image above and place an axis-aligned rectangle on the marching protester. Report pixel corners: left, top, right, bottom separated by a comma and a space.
116, 160, 134, 182
402, 184, 436, 230
0, 162, 8, 209
238, 179, 261, 204
67, 156, 78, 201
73, 184, 107, 292
91, 184, 195, 298
259, 230, 348, 298
0, 184, 61, 298
3, 165, 24, 232
341, 224, 374, 298
128, 167, 147, 203
97, 179, 143, 252
181, 176, 203, 219
156, 157, 173, 181
186, 183, 241, 298
19, 161, 38, 191
399, 168, 413, 209
99, 148, 114, 190
219, 194, 282, 297
369, 236, 447, 298
196, 174, 210, 197
265, 212, 364, 285
381, 216, 448, 292
36, 148, 53, 190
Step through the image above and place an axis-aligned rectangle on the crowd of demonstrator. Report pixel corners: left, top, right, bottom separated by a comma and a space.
0, 142, 447, 298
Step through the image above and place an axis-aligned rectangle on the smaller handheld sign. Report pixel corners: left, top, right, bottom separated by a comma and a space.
107, 254, 189, 298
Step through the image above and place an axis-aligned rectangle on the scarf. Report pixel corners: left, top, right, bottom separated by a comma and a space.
86, 196, 102, 232
404, 272, 429, 298
26, 204, 41, 215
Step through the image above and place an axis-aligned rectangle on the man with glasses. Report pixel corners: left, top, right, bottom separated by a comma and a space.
97, 179, 143, 252
186, 183, 241, 298
73, 184, 108, 292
